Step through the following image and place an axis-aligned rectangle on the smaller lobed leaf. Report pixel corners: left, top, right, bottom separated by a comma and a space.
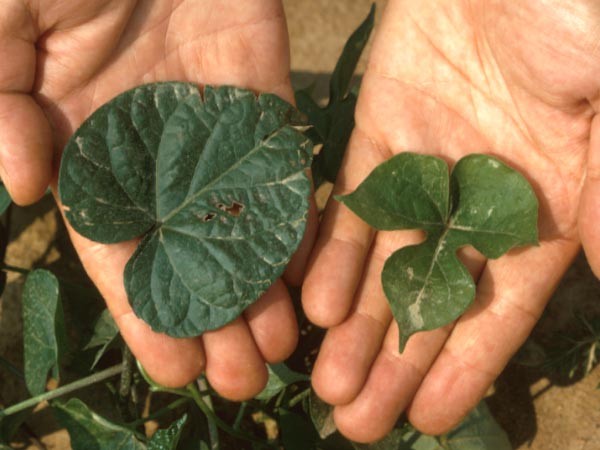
340, 152, 538, 351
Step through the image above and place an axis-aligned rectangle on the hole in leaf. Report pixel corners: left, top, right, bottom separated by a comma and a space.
196, 212, 216, 223
216, 201, 245, 217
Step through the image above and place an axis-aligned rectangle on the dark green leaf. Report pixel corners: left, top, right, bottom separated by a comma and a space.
255, 363, 309, 401
352, 402, 511, 450
53, 398, 146, 450
59, 83, 312, 337
22, 269, 67, 396
299, 5, 375, 187
148, 415, 187, 450
0, 409, 30, 445
329, 4, 375, 102
439, 402, 512, 450
311, 94, 357, 184
84, 309, 120, 369
309, 391, 336, 440
338, 153, 538, 350
0, 183, 11, 216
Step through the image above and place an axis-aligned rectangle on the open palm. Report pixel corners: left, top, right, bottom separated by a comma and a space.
0, 0, 315, 398
304, 0, 600, 442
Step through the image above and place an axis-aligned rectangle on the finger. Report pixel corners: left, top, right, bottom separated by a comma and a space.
52, 185, 205, 387
407, 239, 579, 435
322, 245, 486, 441
0, 6, 53, 205
303, 129, 388, 327
244, 279, 298, 363
203, 317, 268, 401
311, 229, 423, 405
333, 322, 451, 443
65, 222, 206, 388
579, 113, 600, 277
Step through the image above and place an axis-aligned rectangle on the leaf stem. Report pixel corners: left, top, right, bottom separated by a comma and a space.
233, 402, 247, 430
187, 383, 276, 449
1, 264, 29, 275
0, 364, 123, 418
288, 388, 311, 408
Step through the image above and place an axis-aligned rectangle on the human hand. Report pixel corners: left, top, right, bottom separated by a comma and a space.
0, 0, 316, 397
303, 0, 600, 442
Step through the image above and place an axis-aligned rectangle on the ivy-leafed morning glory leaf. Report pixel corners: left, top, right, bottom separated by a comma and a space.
22, 269, 67, 396
59, 83, 312, 337
338, 153, 538, 351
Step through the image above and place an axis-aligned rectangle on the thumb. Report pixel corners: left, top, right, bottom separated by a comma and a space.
579, 113, 600, 277
0, 5, 53, 205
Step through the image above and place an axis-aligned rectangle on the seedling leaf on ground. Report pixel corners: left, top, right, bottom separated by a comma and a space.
59, 83, 312, 337
22, 269, 67, 396
351, 402, 511, 450
53, 398, 146, 450
338, 153, 538, 350
255, 363, 309, 401
147, 414, 187, 450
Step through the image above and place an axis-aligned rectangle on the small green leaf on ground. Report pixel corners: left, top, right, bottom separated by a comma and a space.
22, 269, 67, 396
84, 309, 120, 369
59, 83, 312, 337
352, 402, 511, 450
148, 414, 187, 450
309, 390, 336, 440
255, 363, 309, 401
338, 153, 538, 350
53, 398, 146, 450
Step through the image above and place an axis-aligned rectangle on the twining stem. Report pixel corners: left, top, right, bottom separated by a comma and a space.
0, 364, 123, 418
187, 383, 277, 449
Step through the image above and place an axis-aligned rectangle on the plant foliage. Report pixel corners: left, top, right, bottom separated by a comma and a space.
339, 153, 538, 350
59, 84, 312, 337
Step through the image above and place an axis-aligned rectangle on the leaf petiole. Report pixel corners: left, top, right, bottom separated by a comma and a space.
0, 364, 123, 418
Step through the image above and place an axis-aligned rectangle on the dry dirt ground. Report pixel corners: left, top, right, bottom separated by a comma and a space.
2, 1, 600, 449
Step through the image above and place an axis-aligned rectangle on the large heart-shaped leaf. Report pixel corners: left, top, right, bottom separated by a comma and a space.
338, 153, 538, 350
59, 83, 312, 337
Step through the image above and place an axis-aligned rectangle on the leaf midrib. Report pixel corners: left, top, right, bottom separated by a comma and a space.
158, 127, 288, 225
